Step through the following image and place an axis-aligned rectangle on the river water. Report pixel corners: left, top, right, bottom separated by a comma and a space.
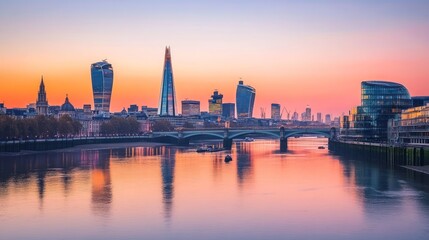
1, 138, 429, 240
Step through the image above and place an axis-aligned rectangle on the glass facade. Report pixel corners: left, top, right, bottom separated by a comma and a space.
236, 80, 255, 119
271, 103, 280, 120
222, 103, 235, 119
158, 47, 177, 116
341, 81, 412, 141
91, 60, 114, 113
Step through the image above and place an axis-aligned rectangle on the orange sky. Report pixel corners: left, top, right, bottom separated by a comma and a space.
1, 1, 428, 117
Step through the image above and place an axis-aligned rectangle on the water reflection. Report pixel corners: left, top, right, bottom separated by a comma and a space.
235, 142, 254, 188
161, 148, 176, 221
89, 151, 112, 217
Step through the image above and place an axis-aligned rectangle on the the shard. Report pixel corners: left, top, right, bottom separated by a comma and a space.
158, 47, 177, 116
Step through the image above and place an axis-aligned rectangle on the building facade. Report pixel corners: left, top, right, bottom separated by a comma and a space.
388, 104, 429, 145
222, 103, 235, 119
271, 103, 281, 120
236, 80, 255, 118
158, 47, 177, 116
36, 76, 49, 115
91, 60, 114, 113
340, 81, 412, 141
182, 100, 200, 116
208, 90, 223, 115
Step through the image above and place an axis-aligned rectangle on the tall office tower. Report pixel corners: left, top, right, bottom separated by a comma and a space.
317, 112, 322, 122
208, 90, 223, 115
292, 111, 299, 121
91, 60, 114, 113
36, 76, 49, 115
158, 47, 177, 116
222, 103, 235, 119
182, 100, 200, 116
325, 114, 331, 125
236, 80, 256, 118
271, 103, 281, 120
305, 105, 311, 121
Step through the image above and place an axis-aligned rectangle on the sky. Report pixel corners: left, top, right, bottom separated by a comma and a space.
1, 0, 428, 117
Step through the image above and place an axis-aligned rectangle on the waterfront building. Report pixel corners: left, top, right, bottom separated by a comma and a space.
388, 103, 429, 145
36, 76, 49, 115
236, 80, 255, 118
208, 90, 223, 116
271, 103, 281, 121
412, 96, 429, 107
91, 60, 114, 113
182, 100, 200, 116
0, 103, 5, 114
222, 103, 235, 119
142, 106, 158, 117
341, 81, 412, 141
158, 47, 177, 116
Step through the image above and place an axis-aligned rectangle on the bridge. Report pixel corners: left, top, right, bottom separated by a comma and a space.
151, 127, 334, 152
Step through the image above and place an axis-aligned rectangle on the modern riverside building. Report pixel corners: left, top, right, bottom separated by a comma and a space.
271, 103, 281, 120
158, 47, 177, 116
412, 96, 429, 107
222, 103, 235, 119
208, 90, 223, 116
388, 104, 429, 145
91, 60, 114, 113
340, 81, 412, 141
236, 80, 255, 118
36, 76, 48, 115
182, 100, 200, 116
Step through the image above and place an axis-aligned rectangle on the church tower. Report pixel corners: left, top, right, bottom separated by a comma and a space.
36, 76, 49, 115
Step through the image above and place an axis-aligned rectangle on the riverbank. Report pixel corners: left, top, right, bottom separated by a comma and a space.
402, 165, 429, 175
0, 141, 169, 157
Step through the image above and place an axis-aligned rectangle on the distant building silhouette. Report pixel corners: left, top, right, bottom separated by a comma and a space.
59, 94, 76, 118
158, 47, 177, 116
36, 76, 48, 115
91, 60, 114, 113
222, 103, 235, 119
182, 100, 200, 116
271, 103, 280, 120
208, 90, 223, 116
236, 79, 255, 118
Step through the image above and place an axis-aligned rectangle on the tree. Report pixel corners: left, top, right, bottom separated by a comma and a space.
151, 119, 174, 132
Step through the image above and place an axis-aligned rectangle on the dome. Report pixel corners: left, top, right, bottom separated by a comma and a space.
61, 95, 75, 111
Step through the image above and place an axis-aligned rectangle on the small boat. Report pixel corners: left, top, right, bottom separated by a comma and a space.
224, 155, 232, 162
318, 146, 325, 149
244, 137, 254, 142
196, 146, 209, 152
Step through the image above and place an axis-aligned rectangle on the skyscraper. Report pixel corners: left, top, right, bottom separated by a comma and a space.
36, 76, 48, 115
208, 90, 223, 115
305, 105, 311, 121
271, 103, 281, 120
91, 60, 114, 113
236, 80, 256, 118
222, 103, 235, 119
158, 47, 177, 116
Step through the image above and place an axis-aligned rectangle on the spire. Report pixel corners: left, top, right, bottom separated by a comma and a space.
165, 46, 171, 60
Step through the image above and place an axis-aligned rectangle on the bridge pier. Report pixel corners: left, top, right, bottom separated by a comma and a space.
223, 138, 233, 150
280, 137, 288, 152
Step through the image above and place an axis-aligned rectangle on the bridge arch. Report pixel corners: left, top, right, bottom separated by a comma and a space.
229, 131, 280, 139
284, 130, 330, 139
183, 132, 224, 140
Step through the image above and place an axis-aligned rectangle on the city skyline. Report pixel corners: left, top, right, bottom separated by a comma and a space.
1, 1, 429, 117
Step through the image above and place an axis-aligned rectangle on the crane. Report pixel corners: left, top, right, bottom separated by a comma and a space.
280, 107, 290, 120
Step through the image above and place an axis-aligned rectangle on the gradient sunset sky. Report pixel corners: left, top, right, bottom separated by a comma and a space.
1, 0, 428, 117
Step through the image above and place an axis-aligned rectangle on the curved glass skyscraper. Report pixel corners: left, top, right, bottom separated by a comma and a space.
91, 60, 114, 113
236, 80, 256, 118
341, 80, 412, 141
158, 47, 177, 116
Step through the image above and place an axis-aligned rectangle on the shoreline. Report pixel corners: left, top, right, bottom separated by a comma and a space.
401, 165, 429, 175
0, 141, 171, 157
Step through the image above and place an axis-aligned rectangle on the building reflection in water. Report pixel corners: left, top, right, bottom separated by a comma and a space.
235, 142, 254, 188
161, 148, 176, 221
87, 150, 112, 217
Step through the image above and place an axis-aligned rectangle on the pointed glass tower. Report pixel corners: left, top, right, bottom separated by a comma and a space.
36, 76, 49, 115
158, 47, 177, 116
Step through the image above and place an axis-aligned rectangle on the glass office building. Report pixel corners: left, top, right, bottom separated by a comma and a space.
91, 60, 114, 113
208, 90, 223, 116
341, 81, 412, 141
158, 47, 177, 116
222, 103, 235, 119
236, 80, 255, 118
